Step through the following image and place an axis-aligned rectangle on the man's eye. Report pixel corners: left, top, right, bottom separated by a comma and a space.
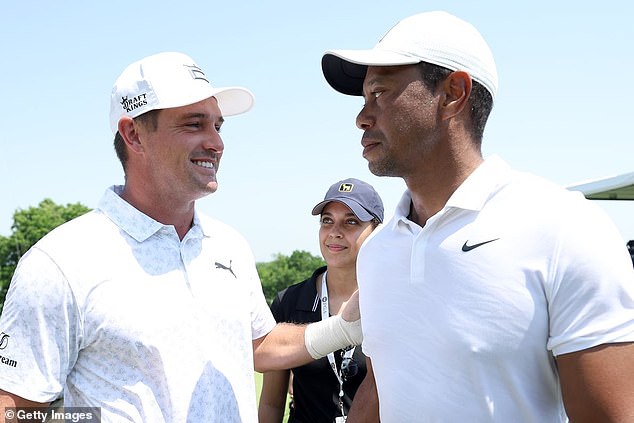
363, 91, 382, 105
215, 125, 222, 133
346, 219, 360, 225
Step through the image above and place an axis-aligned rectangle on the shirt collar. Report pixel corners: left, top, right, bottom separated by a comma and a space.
445, 155, 511, 212
390, 155, 512, 230
296, 266, 327, 312
98, 185, 208, 242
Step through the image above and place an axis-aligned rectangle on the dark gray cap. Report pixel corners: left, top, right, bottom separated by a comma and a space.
312, 178, 384, 222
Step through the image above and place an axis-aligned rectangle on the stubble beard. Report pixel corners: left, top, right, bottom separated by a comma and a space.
187, 171, 219, 200
193, 159, 220, 197
368, 155, 401, 177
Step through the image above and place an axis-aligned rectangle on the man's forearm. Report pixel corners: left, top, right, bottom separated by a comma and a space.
253, 323, 312, 372
346, 358, 379, 423
253, 314, 363, 372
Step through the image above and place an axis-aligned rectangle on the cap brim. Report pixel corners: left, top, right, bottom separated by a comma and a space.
311, 199, 375, 222
110, 86, 255, 134
213, 87, 254, 116
322, 49, 420, 96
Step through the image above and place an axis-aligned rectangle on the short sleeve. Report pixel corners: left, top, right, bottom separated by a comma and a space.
0, 247, 81, 402
244, 254, 275, 340
547, 201, 634, 356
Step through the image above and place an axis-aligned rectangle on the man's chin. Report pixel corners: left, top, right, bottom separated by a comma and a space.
368, 161, 388, 177
195, 181, 218, 197
206, 181, 219, 193
368, 163, 399, 178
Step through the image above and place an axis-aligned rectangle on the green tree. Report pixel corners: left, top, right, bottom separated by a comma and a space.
257, 250, 325, 304
0, 199, 90, 311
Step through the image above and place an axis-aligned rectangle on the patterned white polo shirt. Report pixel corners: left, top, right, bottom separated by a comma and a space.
0, 185, 276, 422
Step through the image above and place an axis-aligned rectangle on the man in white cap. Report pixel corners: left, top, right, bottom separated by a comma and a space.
0, 52, 361, 422
322, 11, 634, 422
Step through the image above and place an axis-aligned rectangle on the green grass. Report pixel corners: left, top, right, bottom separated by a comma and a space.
255, 371, 264, 402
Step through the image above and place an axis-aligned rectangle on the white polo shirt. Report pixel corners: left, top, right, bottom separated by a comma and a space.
0, 186, 276, 422
358, 156, 634, 422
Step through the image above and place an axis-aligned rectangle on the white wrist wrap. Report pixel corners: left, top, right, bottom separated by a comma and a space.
304, 315, 363, 359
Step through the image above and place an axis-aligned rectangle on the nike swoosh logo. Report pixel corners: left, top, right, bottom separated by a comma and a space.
461, 238, 500, 252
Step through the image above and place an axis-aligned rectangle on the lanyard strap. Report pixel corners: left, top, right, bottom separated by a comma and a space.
321, 271, 355, 418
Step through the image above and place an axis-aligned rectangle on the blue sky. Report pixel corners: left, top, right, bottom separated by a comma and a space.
1, 1, 633, 262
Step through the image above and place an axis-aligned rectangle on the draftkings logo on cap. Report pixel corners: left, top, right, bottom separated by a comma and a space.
120, 94, 148, 114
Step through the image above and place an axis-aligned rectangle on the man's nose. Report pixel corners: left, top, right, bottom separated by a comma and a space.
204, 128, 224, 152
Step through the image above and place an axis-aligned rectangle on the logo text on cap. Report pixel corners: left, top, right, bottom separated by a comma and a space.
120, 94, 148, 113
339, 183, 354, 192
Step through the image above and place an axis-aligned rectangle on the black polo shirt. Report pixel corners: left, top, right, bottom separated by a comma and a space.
270, 266, 367, 423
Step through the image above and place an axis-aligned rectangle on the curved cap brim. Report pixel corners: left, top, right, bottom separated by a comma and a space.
213, 87, 255, 116
322, 49, 420, 96
311, 198, 375, 222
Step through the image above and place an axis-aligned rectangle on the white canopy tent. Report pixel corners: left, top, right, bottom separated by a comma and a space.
567, 171, 634, 201
567, 171, 634, 263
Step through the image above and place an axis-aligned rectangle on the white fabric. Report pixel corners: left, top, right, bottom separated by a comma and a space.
0, 185, 276, 423
324, 11, 498, 100
304, 314, 362, 360
109, 52, 254, 134
358, 156, 634, 422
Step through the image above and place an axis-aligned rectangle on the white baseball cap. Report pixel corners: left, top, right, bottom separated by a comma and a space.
109, 51, 254, 134
322, 11, 498, 101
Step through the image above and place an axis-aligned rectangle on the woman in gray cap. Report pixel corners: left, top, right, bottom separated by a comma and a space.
258, 178, 384, 423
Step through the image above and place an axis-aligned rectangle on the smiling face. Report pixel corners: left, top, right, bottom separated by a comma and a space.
318, 201, 375, 270
134, 96, 225, 202
356, 64, 443, 179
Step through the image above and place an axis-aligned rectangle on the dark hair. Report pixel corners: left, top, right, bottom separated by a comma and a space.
113, 110, 161, 171
416, 62, 493, 144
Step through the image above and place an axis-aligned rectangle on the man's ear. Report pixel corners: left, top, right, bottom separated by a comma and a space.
117, 116, 144, 153
439, 71, 472, 121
